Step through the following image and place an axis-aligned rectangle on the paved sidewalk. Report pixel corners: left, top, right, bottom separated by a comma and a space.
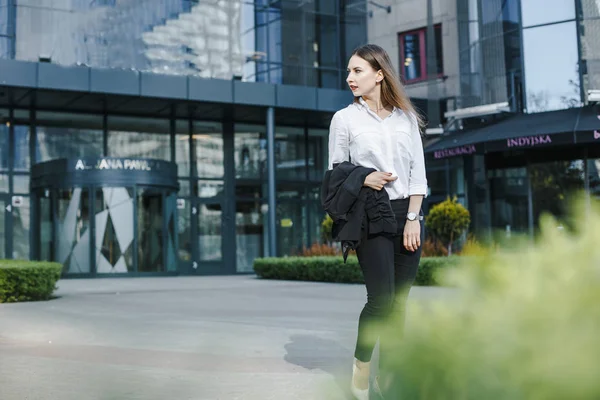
0, 276, 457, 400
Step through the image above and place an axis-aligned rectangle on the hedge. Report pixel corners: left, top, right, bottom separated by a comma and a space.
0, 260, 63, 303
253, 256, 461, 286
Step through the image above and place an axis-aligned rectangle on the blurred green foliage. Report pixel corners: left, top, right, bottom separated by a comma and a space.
379, 196, 600, 399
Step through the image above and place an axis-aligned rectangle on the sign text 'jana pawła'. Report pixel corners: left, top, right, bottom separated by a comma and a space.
75, 159, 153, 172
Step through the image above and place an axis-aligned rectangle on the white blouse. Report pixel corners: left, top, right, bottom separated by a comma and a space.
327, 97, 428, 200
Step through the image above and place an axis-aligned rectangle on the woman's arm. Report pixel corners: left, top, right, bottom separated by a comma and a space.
408, 116, 428, 198
327, 112, 349, 170
404, 116, 428, 252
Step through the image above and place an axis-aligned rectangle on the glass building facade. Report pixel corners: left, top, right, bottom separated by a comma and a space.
425, 0, 600, 239
1, 0, 366, 88
0, 0, 365, 276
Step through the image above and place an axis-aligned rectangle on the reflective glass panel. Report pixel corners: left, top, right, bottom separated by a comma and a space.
197, 180, 224, 199
198, 203, 222, 262
277, 199, 307, 257
0, 174, 8, 192
0, 111, 8, 171
523, 22, 581, 113
36, 112, 103, 162
194, 121, 223, 178
530, 160, 584, 230
275, 127, 306, 181
236, 200, 265, 272
521, 0, 575, 28
138, 187, 164, 272
39, 194, 52, 262
235, 125, 266, 180
95, 187, 134, 274
488, 167, 529, 235
175, 120, 190, 177
0, 197, 4, 259
588, 158, 600, 200
427, 168, 447, 197
13, 197, 28, 259
177, 197, 192, 262
55, 188, 90, 272
308, 129, 328, 181
165, 192, 177, 272
108, 116, 170, 160
581, 1, 600, 91
13, 174, 29, 194
402, 32, 422, 81
13, 126, 30, 171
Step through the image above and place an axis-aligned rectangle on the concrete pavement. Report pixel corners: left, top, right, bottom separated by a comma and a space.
0, 276, 457, 400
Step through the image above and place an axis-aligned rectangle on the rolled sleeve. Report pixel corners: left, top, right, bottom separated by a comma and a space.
408, 117, 428, 197
327, 111, 350, 170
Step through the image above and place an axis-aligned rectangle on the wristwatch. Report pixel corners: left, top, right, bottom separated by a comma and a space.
406, 212, 418, 221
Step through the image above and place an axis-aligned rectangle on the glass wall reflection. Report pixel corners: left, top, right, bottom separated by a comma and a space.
0, 197, 5, 258
488, 167, 529, 235
55, 188, 89, 273
175, 120, 190, 177
36, 112, 103, 162
236, 200, 264, 272
12, 196, 30, 260
0, 110, 9, 171
530, 160, 584, 230
308, 128, 328, 181
10, 0, 351, 88
277, 195, 307, 257
523, 21, 581, 113
108, 116, 170, 160
198, 203, 222, 262
138, 187, 164, 272
194, 121, 224, 178
95, 187, 135, 274
581, 0, 600, 93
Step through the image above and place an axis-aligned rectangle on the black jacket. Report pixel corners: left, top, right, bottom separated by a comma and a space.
321, 161, 398, 261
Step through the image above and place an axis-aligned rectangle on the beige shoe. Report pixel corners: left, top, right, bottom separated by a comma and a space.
351, 359, 370, 400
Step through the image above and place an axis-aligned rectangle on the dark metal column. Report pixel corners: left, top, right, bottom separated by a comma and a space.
7, 0, 16, 59
526, 161, 534, 237
266, 107, 277, 257
222, 118, 236, 274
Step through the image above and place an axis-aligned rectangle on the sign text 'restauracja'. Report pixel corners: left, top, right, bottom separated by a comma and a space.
75, 159, 152, 171
434, 144, 477, 159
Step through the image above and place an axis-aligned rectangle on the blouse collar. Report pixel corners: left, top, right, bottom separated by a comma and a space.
357, 96, 399, 114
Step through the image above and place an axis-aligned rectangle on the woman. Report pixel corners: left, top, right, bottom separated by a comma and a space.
327, 44, 427, 399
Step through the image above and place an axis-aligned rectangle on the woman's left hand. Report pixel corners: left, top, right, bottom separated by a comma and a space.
403, 220, 421, 252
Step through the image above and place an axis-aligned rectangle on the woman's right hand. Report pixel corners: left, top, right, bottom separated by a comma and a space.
364, 172, 397, 191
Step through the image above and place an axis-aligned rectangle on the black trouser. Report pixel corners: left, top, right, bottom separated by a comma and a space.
354, 198, 423, 367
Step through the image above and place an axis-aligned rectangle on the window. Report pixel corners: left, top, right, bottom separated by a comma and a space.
398, 24, 443, 83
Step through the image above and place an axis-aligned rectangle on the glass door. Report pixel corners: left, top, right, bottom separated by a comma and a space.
137, 187, 164, 272
195, 199, 223, 273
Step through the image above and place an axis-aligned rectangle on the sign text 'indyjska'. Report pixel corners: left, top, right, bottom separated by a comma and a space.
506, 134, 552, 148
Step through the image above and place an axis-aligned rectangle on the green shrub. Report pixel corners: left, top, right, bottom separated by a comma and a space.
321, 214, 334, 244
376, 197, 600, 399
425, 196, 471, 255
0, 260, 62, 303
253, 256, 460, 286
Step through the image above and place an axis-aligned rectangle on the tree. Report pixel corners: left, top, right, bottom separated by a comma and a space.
425, 197, 471, 256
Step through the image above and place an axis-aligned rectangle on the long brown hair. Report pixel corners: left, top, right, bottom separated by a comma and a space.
352, 44, 424, 129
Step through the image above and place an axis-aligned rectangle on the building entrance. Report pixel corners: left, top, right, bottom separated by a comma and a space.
31, 158, 179, 276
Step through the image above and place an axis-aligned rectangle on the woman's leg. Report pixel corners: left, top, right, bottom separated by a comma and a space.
379, 212, 424, 375
354, 234, 395, 363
